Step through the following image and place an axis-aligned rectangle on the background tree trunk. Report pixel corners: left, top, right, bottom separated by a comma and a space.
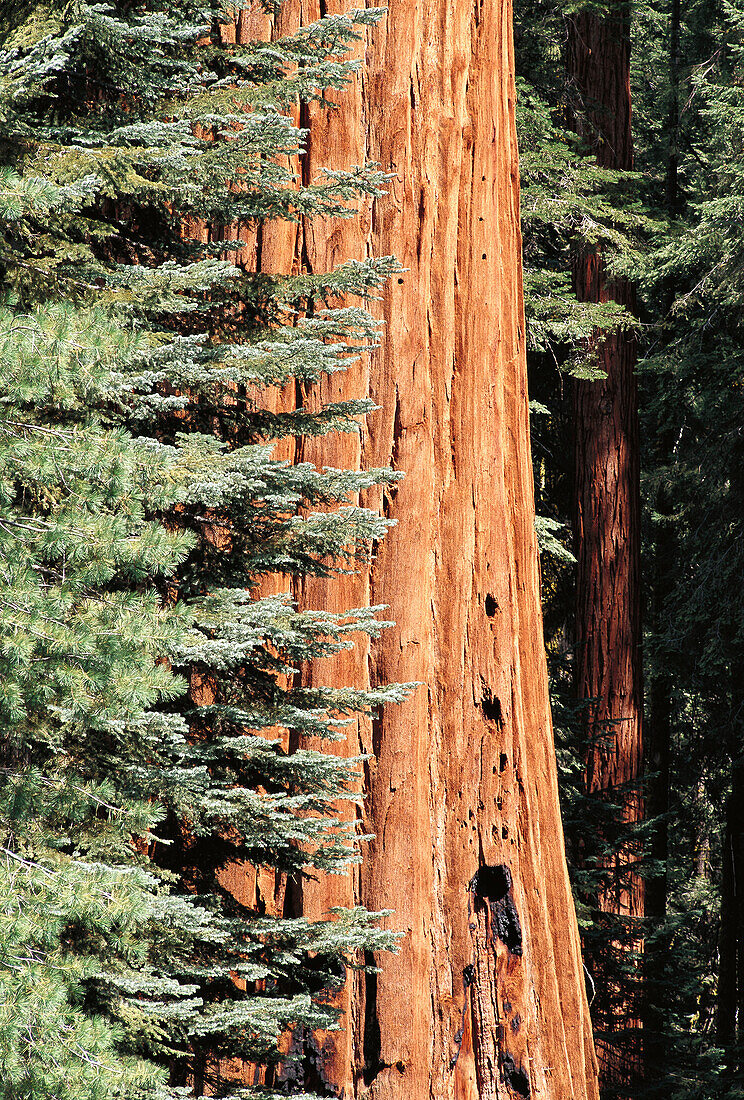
717, 775, 739, 1057
718, 755, 744, 1074
567, 2, 645, 1091
717, 468, 744, 1074
223, 2, 601, 1096
643, 508, 672, 1079
644, 8, 682, 1067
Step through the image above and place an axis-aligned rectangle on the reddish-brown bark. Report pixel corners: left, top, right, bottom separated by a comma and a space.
567, 3, 644, 1089
217, 2, 600, 1096
353, 4, 597, 1095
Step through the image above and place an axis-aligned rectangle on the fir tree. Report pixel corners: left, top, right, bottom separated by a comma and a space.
0, 2, 408, 1095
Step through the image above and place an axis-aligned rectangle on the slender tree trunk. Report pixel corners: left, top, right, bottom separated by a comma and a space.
718, 785, 737, 1053
645, 0, 681, 941
221, 1, 601, 1096
567, 1, 644, 1091
719, 758, 744, 1072
642, 486, 672, 1081
718, 455, 744, 1071
643, 3, 683, 1062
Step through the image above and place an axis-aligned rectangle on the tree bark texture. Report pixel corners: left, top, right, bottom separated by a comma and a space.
217, 2, 601, 1098
567, 3, 644, 1091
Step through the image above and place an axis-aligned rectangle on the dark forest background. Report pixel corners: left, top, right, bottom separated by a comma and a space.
516, 0, 744, 1093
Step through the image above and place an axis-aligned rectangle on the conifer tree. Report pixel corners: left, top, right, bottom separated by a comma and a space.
0, 172, 195, 1100
0, 1, 407, 1095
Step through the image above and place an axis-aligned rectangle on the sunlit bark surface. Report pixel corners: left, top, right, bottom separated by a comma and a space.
217, 2, 601, 1097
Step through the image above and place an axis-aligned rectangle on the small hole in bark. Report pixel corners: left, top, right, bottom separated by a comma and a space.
485, 593, 498, 616
500, 752, 508, 771
482, 253, 487, 259
470, 864, 511, 901
501, 1051, 531, 1097
502, 825, 509, 839
482, 690, 503, 726
396, 1062, 405, 1074
397, 277, 404, 284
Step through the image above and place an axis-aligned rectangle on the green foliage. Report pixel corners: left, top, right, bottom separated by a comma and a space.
0, 2, 406, 1096
516, 73, 644, 376
633, 4, 744, 1090
516, 0, 744, 1092
515, 39, 648, 594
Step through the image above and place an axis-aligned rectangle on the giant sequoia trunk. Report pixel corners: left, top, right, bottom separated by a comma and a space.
567, 2, 644, 1090
224, 2, 600, 1097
